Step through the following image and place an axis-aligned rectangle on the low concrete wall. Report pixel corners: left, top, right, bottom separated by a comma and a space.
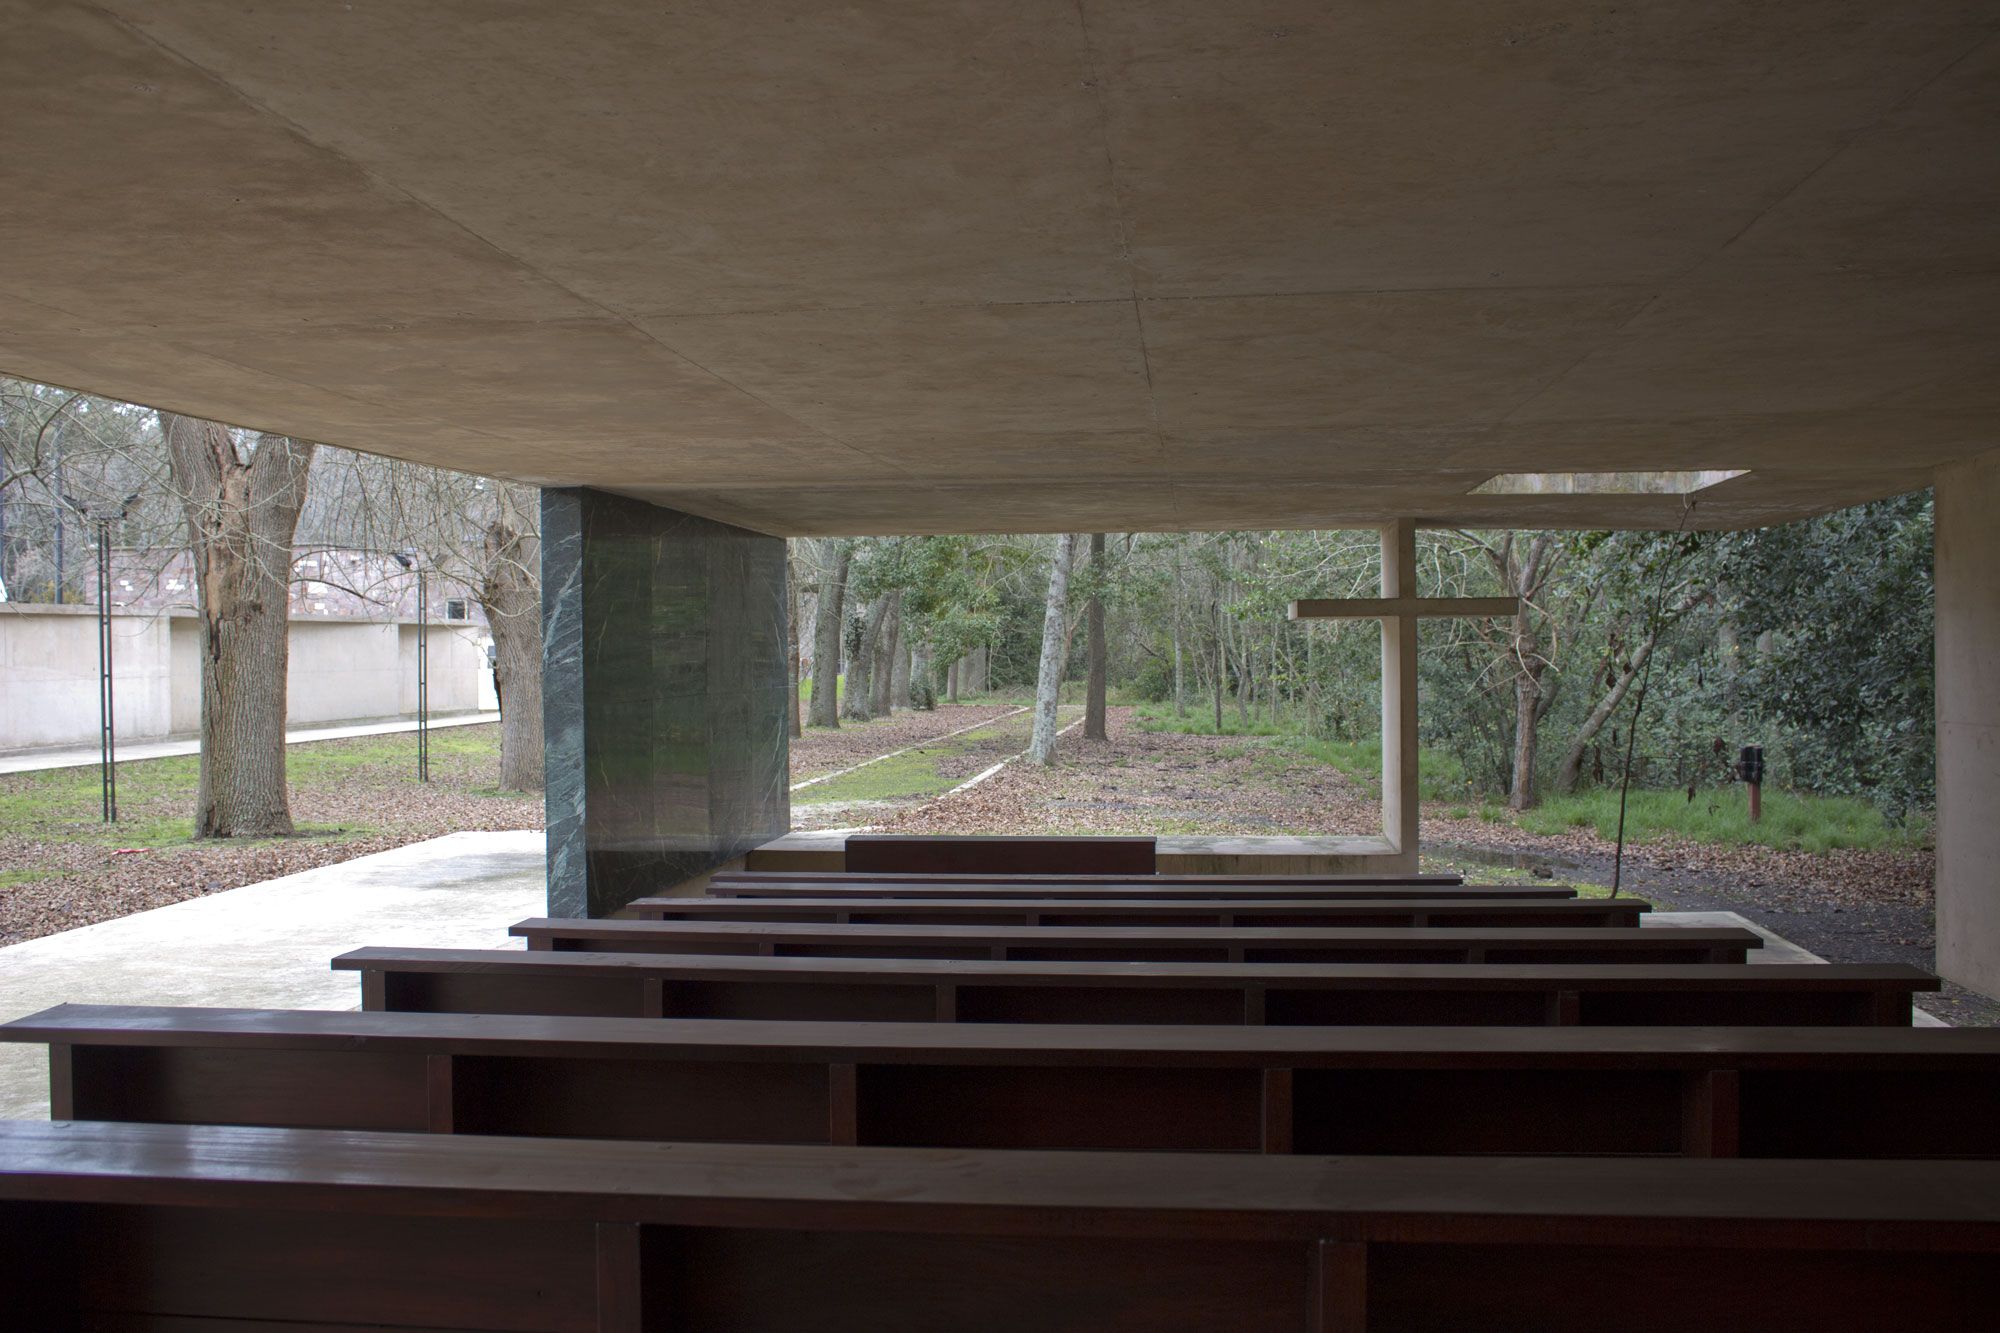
0, 604, 492, 752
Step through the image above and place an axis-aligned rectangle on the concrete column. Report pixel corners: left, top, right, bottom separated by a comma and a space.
1936, 455, 2000, 998
541, 488, 791, 918
1379, 519, 1421, 868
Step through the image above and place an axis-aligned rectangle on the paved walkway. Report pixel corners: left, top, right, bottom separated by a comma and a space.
0, 829, 544, 1119
0, 711, 501, 775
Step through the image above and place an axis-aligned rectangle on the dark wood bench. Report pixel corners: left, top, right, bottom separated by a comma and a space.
513, 917, 1757, 964
845, 833, 1158, 875
334, 949, 1934, 1027
711, 877, 1479, 898
632, 893, 1583, 926
18, 1003, 1998, 1159
4, 1121, 1995, 1332
694, 897, 1652, 925
716, 869, 1467, 887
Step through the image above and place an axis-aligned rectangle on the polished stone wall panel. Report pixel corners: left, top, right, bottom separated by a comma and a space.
541, 488, 789, 918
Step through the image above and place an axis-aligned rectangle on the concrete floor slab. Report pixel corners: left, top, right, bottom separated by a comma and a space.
0, 829, 543, 1120
0, 711, 500, 775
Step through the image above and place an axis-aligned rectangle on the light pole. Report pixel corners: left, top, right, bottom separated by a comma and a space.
393, 551, 429, 782
65, 492, 139, 821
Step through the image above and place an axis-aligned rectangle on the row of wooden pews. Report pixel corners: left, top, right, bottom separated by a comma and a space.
2, 851, 1994, 1330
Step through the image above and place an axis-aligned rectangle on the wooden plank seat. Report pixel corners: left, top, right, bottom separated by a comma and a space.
689, 898, 1651, 927
511, 918, 1756, 964
18, 1004, 2000, 1159
333, 949, 1935, 1027
845, 832, 1159, 875
711, 877, 1479, 898
715, 869, 1467, 887
634, 893, 1585, 926
4, 1120, 1996, 1332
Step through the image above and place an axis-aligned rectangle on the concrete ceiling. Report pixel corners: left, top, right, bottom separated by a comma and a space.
2, 1, 1995, 534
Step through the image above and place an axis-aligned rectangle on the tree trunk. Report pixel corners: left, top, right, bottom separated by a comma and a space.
1555, 631, 1660, 794
911, 642, 935, 709
161, 414, 314, 837
807, 544, 850, 728
480, 485, 543, 791
1028, 533, 1076, 764
947, 659, 959, 703
870, 589, 902, 717
1084, 532, 1107, 740
1172, 600, 1185, 716
785, 551, 803, 739
1508, 615, 1542, 811
1211, 601, 1224, 733
890, 637, 912, 710
844, 595, 889, 722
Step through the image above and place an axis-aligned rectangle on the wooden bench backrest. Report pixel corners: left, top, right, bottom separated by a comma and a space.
5, 1121, 1997, 1333
516, 917, 1753, 964
333, 949, 1932, 1028
18, 1004, 1999, 1160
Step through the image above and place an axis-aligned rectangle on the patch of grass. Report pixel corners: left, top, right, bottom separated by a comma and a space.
1131, 702, 1286, 739
0, 868, 57, 889
1514, 787, 1917, 853
795, 746, 969, 805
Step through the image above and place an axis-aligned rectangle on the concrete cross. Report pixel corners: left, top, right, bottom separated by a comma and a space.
1287, 520, 1519, 868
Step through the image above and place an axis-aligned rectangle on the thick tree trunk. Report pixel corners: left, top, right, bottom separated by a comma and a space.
161, 414, 314, 838
1555, 632, 1659, 794
910, 643, 935, 709
1084, 532, 1107, 740
1028, 533, 1076, 764
870, 589, 902, 717
807, 545, 850, 728
947, 659, 959, 703
890, 637, 912, 710
843, 595, 889, 722
786, 552, 803, 739
479, 486, 543, 791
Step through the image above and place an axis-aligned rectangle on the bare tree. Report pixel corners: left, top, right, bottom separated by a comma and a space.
808, 542, 851, 728
1461, 532, 1564, 810
1028, 533, 1076, 764
844, 594, 890, 722
475, 483, 543, 790
870, 588, 903, 717
161, 413, 315, 837
785, 549, 804, 739
1084, 532, 1107, 740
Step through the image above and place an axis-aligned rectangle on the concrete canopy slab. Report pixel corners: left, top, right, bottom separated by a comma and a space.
0, 1, 1994, 534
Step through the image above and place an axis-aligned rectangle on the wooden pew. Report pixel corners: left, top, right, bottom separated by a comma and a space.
511, 917, 1756, 964
711, 879, 1487, 899
632, 893, 1583, 926
4, 1121, 1995, 1332
708, 888, 1656, 920
846, 832, 1159, 875
715, 869, 1467, 887
333, 949, 1935, 1027
19, 1004, 1999, 1159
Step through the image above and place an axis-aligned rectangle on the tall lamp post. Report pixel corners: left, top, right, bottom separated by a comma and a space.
65, 492, 139, 821
392, 550, 429, 782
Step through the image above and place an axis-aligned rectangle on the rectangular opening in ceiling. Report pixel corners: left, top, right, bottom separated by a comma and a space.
1470, 470, 1748, 497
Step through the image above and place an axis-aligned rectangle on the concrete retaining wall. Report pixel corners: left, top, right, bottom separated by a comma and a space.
0, 604, 492, 751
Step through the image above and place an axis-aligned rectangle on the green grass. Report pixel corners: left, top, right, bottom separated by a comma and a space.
1513, 787, 1921, 853
794, 746, 969, 805
0, 728, 511, 847
0, 868, 57, 889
